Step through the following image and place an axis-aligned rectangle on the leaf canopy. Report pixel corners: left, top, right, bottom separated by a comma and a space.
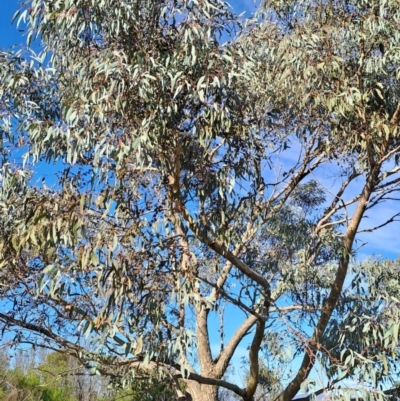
1, 1, 400, 401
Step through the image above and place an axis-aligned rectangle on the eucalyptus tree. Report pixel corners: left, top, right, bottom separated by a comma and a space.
0, 0, 400, 401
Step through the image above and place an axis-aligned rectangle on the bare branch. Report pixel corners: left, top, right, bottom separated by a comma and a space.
270, 305, 322, 313
199, 276, 266, 320
316, 169, 360, 233
358, 212, 400, 233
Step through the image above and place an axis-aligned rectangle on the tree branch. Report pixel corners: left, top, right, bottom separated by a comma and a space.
358, 212, 400, 233
207, 240, 271, 290
276, 160, 382, 401
128, 360, 246, 397
214, 314, 257, 377
244, 318, 266, 401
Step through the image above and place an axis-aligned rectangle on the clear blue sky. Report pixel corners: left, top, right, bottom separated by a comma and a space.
0, 1, 22, 50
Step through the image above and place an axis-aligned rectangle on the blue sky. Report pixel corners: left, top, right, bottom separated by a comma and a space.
0, 1, 21, 50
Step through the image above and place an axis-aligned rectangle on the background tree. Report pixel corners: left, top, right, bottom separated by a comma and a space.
0, 349, 76, 401
0, 0, 400, 401
0, 347, 171, 401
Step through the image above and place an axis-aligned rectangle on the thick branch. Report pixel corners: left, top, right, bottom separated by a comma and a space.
195, 305, 214, 374
276, 162, 382, 401
167, 180, 209, 372
214, 314, 257, 377
128, 360, 246, 397
244, 319, 266, 401
208, 240, 271, 290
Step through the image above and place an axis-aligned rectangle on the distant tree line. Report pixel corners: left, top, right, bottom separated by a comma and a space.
0, 347, 176, 401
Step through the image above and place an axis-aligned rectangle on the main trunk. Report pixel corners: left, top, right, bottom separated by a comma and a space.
186, 382, 219, 401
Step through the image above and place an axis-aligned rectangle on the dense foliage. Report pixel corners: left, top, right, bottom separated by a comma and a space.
0, 0, 400, 400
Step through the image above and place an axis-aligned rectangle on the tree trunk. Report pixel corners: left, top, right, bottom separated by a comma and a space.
186, 382, 219, 401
